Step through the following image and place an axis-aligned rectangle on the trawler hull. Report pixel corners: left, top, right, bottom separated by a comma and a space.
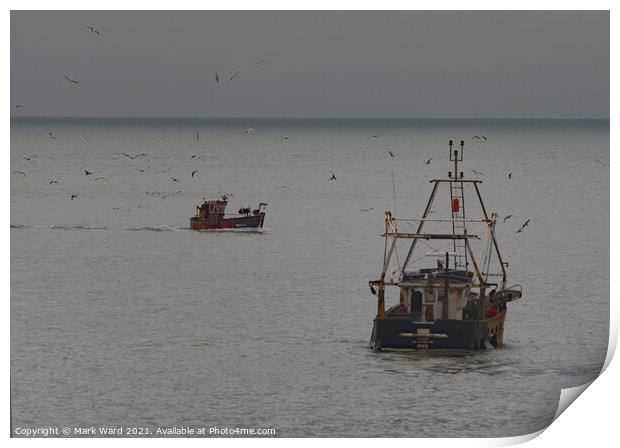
369, 310, 507, 350
189, 213, 265, 230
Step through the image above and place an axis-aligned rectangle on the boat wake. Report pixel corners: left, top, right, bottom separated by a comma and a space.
11, 224, 110, 231
127, 225, 184, 232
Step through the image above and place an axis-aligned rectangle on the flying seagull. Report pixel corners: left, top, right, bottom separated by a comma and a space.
508, 173, 513, 179
22, 155, 36, 161
329, 173, 337, 181
214, 73, 220, 83
87, 26, 101, 35
372, 134, 380, 138
503, 214, 513, 223
64, 76, 79, 84
191, 170, 198, 178
425, 158, 433, 165
70, 194, 79, 200
12, 171, 27, 178
13, 104, 24, 108
481, 136, 488, 141
49, 178, 59, 185
230, 70, 240, 81
472, 136, 481, 140
388, 151, 394, 158
595, 158, 608, 167
138, 167, 150, 173
49, 132, 56, 140
171, 177, 179, 183
84, 170, 93, 175
115, 152, 146, 160
516, 219, 531, 233
470, 169, 485, 176
360, 207, 374, 212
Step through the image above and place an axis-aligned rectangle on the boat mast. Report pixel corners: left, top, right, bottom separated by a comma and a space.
448, 140, 468, 270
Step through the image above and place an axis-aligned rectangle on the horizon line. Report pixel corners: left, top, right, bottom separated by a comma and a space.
9, 115, 611, 120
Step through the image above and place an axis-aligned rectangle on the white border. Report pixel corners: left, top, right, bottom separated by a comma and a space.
5, 2, 616, 446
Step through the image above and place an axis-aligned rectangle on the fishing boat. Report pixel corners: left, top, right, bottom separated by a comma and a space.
368, 140, 522, 350
190, 196, 267, 230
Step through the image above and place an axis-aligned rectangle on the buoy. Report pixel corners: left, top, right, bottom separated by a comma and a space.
452, 197, 460, 213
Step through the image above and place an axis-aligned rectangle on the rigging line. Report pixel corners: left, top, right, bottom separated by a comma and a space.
391, 169, 397, 221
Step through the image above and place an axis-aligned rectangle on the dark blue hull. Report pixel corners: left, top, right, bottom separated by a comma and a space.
369, 316, 498, 350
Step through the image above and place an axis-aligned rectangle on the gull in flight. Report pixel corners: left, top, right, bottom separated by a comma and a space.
64, 75, 79, 84
516, 219, 531, 233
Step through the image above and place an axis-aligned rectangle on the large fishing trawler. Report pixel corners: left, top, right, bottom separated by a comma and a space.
368, 140, 522, 350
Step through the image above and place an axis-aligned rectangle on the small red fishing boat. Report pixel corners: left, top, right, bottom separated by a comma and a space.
190, 196, 267, 230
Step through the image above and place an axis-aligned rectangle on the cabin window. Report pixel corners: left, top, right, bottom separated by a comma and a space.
410, 290, 423, 313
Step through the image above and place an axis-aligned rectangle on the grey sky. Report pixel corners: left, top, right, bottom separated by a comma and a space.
10, 11, 609, 118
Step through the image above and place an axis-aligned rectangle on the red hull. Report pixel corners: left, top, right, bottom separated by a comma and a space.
189, 213, 265, 230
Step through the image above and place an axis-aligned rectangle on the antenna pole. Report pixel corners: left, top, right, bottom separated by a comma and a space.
391, 169, 396, 218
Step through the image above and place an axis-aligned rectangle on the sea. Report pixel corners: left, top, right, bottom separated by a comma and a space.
10, 117, 610, 437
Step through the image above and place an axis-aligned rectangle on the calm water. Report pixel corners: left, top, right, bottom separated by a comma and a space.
10, 118, 609, 437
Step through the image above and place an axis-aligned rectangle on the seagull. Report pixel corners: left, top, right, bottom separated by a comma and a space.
472, 136, 481, 140
595, 158, 608, 167
84, 170, 93, 175
160, 191, 182, 199
503, 214, 513, 223
425, 158, 433, 165
13, 104, 24, 108
22, 155, 36, 161
244, 128, 254, 134
372, 134, 380, 138
214, 73, 220, 83
94, 176, 108, 181
64, 75, 79, 84
49, 132, 56, 139
115, 152, 146, 160
229, 70, 240, 81
190, 154, 202, 160
360, 207, 374, 212
196, 132, 200, 140
12, 171, 27, 178
87, 26, 101, 35
191, 170, 198, 178
138, 167, 150, 173
508, 173, 512, 179
49, 178, 59, 185
171, 177, 179, 183
470, 169, 485, 176
388, 151, 394, 158
516, 219, 531, 233
70, 194, 79, 200
481, 136, 488, 141
329, 173, 337, 181
282, 136, 290, 140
